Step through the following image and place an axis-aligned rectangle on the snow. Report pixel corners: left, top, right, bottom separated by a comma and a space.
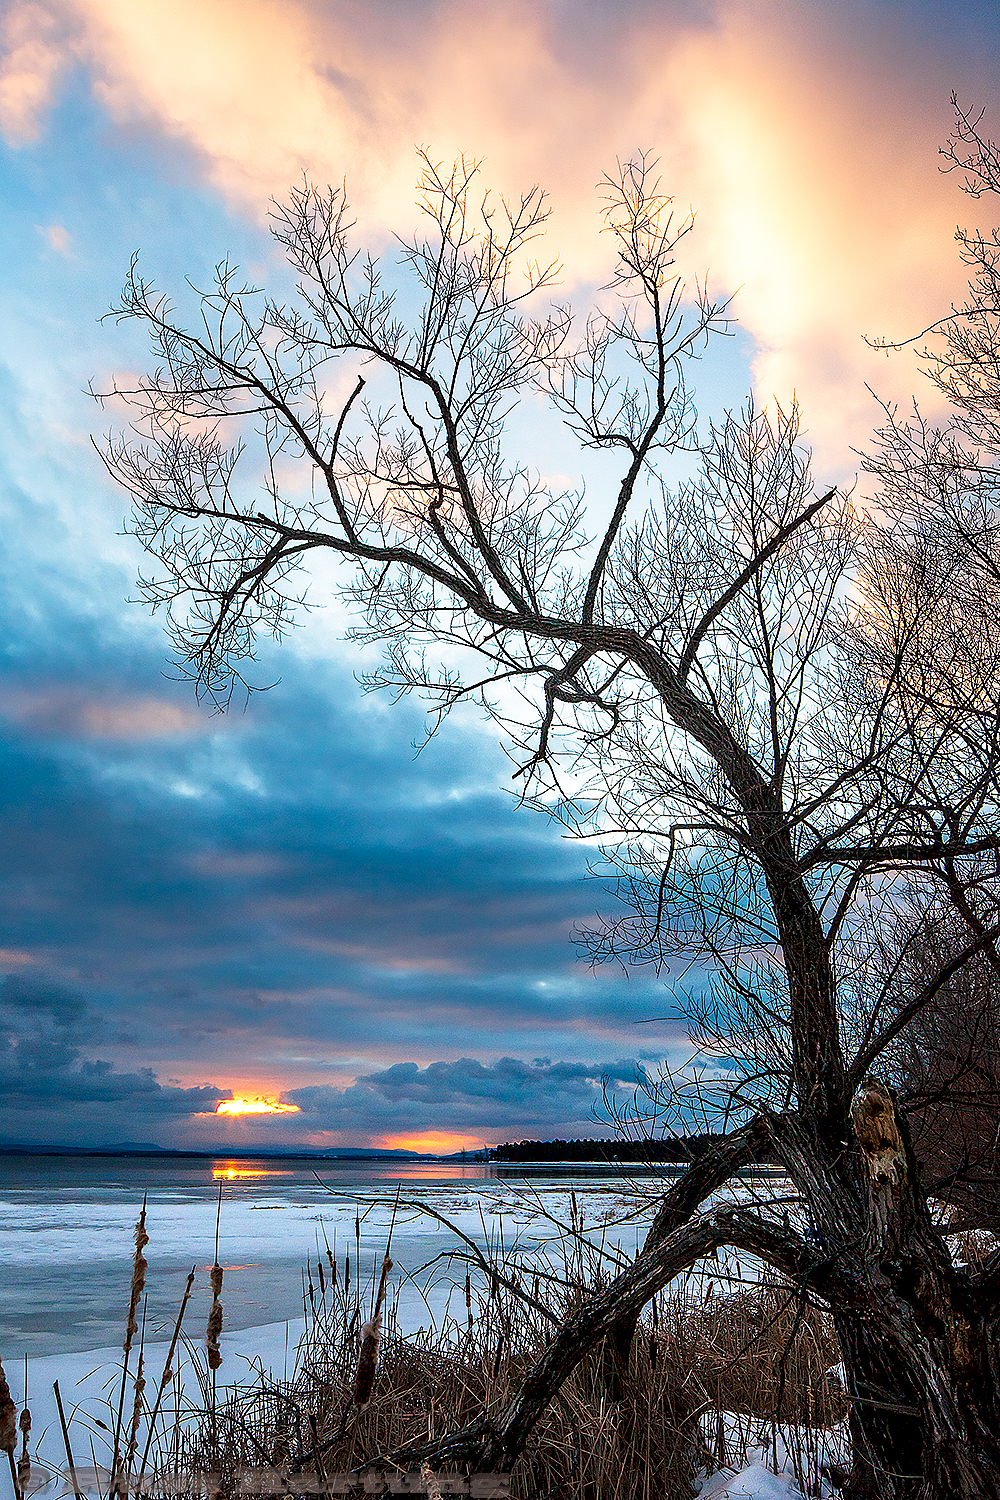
1, 1164, 838, 1500
696, 1462, 804, 1498
11, 1317, 310, 1491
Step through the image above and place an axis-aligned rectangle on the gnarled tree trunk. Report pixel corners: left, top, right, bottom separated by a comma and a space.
375, 1090, 1000, 1500
815, 1086, 1000, 1498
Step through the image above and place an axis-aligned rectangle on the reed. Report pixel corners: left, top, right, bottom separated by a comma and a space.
0, 1353, 19, 1500
32, 1187, 872, 1500
110, 1199, 149, 1499
206, 1267, 224, 1374
17, 1359, 31, 1495
180, 1219, 850, 1500
207, 1183, 224, 1374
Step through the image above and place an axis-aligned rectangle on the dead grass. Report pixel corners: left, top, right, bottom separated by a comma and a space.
178, 1250, 848, 1500
10, 1197, 851, 1500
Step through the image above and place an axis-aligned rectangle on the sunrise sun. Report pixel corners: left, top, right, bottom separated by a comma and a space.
215, 1096, 300, 1116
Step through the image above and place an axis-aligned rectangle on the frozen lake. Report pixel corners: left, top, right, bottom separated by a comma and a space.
0, 1152, 657, 1360
0, 1153, 811, 1497
0, 1151, 660, 1476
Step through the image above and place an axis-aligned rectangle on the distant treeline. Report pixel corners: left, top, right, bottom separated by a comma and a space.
494, 1136, 735, 1163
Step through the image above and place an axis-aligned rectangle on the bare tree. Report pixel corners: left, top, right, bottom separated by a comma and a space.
840, 880, 1000, 1231
97, 144, 1000, 1498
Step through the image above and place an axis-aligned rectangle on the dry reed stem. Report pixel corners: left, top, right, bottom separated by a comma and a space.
183, 1248, 847, 1500
352, 1254, 393, 1406
113, 1190, 850, 1500
125, 1208, 150, 1351
53, 1380, 83, 1500
136, 1264, 197, 1492
113, 1202, 149, 1498
420, 1461, 443, 1500
127, 1348, 147, 1467
0, 1359, 19, 1500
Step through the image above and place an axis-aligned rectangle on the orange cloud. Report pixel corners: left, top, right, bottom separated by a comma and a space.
41, 221, 71, 254
0, 948, 34, 967
6, 0, 995, 462
0, 2, 66, 145
2, 687, 204, 738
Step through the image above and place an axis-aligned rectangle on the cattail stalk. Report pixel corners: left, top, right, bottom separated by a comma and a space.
206, 1262, 224, 1371
0, 1355, 18, 1500
112, 1200, 148, 1495
136, 1265, 195, 1493
207, 1181, 224, 1372
17, 1390, 30, 1493
0, 1357, 15, 1455
126, 1342, 146, 1474
351, 1253, 392, 1407
420, 1461, 443, 1500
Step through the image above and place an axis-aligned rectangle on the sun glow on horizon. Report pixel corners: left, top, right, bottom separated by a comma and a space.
215, 1095, 300, 1116
380, 1130, 486, 1154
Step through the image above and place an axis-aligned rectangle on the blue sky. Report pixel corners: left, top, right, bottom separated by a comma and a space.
0, 0, 998, 1148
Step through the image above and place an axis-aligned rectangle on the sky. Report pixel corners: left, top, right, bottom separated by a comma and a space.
0, 0, 998, 1151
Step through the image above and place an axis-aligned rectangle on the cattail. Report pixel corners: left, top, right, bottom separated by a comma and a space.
352, 1319, 379, 1407
206, 1263, 224, 1371
124, 1207, 149, 1352
0, 1356, 16, 1455
126, 1348, 145, 1464
420, 1462, 443, 1500
112, 1203, 148, 1500
316, 1256, 325, 1298
464, 1272, 473, 1332
326, 1247, 337, 1290
17, 1403, 31, 1490
351, 1254, 392, 1406
0, 1357, 17, 1500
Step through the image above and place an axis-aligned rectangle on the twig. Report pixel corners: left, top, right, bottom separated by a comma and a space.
53, 1383, 83, 1500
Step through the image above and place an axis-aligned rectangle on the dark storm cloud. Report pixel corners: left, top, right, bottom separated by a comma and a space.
0, 974, 225, 1145
286, 1057, 646, 1137
0, 541, 684, 1143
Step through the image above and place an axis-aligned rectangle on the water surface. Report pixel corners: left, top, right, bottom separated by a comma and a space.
0, 1153, 652, 1358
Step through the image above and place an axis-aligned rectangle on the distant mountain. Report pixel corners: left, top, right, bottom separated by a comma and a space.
0, 1141, 436, 1160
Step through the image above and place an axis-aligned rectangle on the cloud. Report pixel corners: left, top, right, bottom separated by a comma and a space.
40, 221, 71, 254
0, 592, 687, 1147
286, 1055, 646, 1137
0, 2, 67, 145
0, 973, 226, 1143
1, 686, 206, 738
6, 0, 998, 464
0, 974, 654, 1148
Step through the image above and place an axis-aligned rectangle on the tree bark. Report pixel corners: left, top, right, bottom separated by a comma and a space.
778, 1086, 1000, 1498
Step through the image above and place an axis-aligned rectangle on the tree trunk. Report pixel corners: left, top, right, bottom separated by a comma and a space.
834, 1304, 1000, 1499
782, 1085, 1000, 1498
359, 1094, 1000, 1499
